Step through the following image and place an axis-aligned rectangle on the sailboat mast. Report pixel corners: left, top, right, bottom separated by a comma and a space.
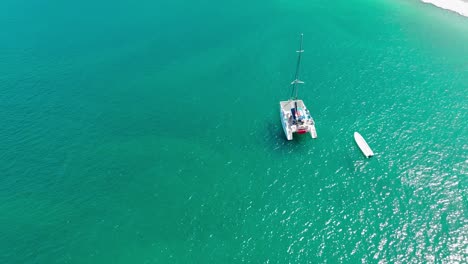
291, 34, 304, 100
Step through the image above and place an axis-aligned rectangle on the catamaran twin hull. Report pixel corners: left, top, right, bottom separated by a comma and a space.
280, 100, 317, 140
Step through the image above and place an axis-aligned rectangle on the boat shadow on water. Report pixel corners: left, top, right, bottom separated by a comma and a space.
265, 121, 315, 152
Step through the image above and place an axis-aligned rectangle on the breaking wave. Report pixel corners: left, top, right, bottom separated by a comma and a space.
421, 0, 468, 17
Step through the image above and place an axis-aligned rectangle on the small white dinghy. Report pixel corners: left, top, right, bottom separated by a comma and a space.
354, 132, 374, 158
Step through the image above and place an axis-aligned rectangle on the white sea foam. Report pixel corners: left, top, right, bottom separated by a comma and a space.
421, 0, 468, 17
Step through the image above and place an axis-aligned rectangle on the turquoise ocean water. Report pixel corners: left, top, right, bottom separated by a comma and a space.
1, 0, 467, 262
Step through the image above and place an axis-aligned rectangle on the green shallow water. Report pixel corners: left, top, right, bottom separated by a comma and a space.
1, 0, 467, 263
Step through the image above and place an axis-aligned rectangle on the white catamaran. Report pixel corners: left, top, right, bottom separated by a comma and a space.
280, 34, 317, 140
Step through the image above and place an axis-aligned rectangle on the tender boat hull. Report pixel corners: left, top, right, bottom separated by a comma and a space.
354, 132, 374, 158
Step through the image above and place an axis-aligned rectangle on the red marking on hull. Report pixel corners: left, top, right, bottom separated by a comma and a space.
297, 129, 307, 134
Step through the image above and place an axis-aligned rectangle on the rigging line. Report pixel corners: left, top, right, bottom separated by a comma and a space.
291, 33, 304, 99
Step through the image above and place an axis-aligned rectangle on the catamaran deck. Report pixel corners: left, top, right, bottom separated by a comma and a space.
280, 100, 314, 126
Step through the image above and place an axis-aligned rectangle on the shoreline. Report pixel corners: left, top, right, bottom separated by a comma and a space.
421, 0, 468, 17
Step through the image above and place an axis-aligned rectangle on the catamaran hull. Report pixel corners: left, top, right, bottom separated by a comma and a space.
309, 126, 317, 138
280, 108, 293, 140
